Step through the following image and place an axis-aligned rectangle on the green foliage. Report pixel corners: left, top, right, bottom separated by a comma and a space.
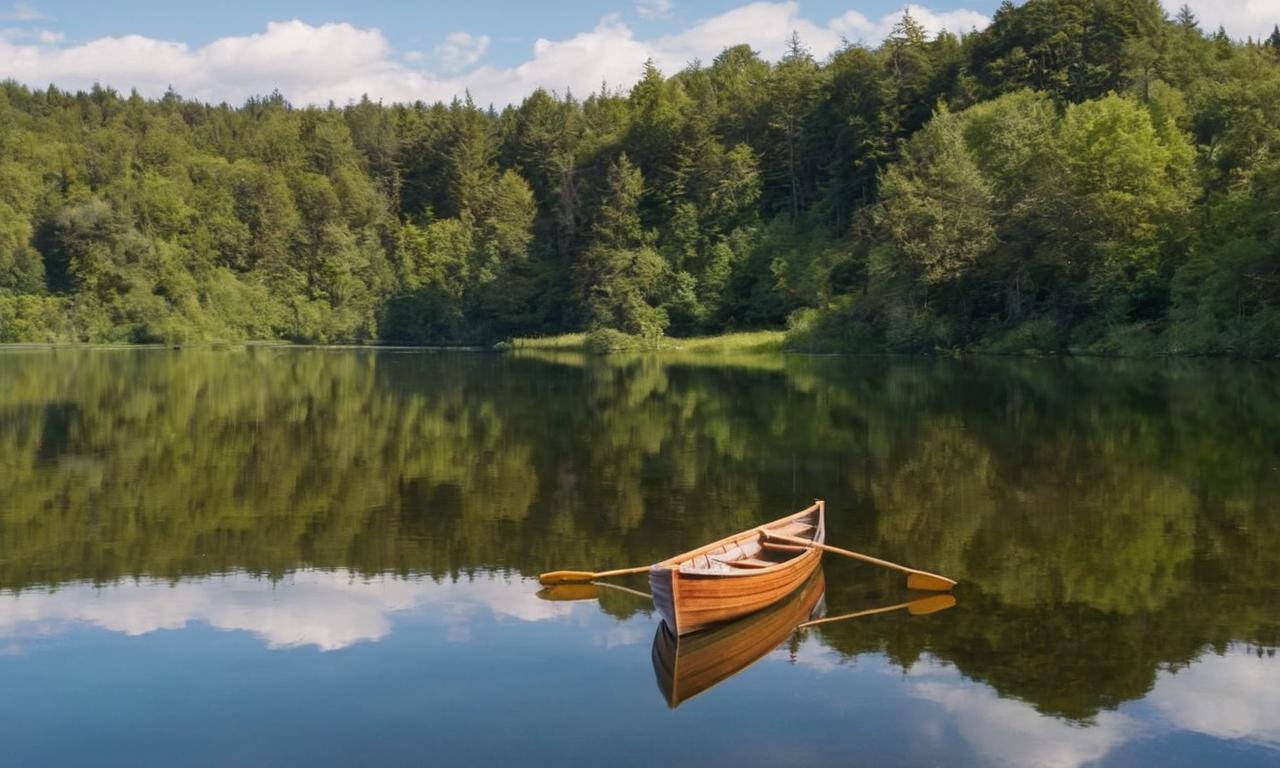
0, 0, 1277, 354
583, 328, 663, 354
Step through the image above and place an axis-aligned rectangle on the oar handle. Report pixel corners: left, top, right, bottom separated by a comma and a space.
538, 564, 652, 585
592, 565, 653, 579
766, 532, 908, 574
765, 532, 957, 589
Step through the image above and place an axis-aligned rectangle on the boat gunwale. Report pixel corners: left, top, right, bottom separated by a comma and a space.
651, 501, 825, 579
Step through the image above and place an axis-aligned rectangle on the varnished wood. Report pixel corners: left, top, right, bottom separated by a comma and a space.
538, 564, 653, 585
652, 569, 826, 708
763, 531, 957, 592
649, 501, 826, 635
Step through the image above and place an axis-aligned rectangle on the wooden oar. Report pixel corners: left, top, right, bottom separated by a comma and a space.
536, 583, 600, 601
536, 580, 653, 601
797, 594, 956, 629
764, 531, 957, 591
538, 564, 651, 585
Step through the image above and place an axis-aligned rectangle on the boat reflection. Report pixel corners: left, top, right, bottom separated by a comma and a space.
651, 568, 828, 708
652, 570, 960, 708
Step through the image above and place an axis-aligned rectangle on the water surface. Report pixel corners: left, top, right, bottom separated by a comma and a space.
0, 348, 1277, 766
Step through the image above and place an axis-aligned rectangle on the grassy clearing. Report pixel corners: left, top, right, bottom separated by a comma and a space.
500, 330, 785, 355
664, 331, 785, 355
499, 333, 589, 350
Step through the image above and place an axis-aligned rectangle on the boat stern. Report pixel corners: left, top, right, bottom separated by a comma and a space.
648, 565, 678, 635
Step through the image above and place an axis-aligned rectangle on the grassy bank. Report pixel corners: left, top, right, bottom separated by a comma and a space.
501, 330, 785, 355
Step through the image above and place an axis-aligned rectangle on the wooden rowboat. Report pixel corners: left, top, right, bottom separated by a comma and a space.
652, 568, 826, 708
648, 500, 825, 636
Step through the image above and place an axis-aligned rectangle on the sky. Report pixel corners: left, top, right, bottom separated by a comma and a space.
0, 1, 1277, 107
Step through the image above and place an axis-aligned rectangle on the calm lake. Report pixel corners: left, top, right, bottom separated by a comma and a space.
0, 348, 1277, 767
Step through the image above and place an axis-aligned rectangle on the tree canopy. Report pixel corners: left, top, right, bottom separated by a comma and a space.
0, 1, 1278, 354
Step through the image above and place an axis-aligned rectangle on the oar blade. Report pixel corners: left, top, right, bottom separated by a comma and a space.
906, 572, 957, 592
538, 570, 597, 585
536, 584, 601, 601
906, 594, 957, 615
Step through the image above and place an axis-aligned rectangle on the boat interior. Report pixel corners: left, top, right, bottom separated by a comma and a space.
677, 513, 819, 575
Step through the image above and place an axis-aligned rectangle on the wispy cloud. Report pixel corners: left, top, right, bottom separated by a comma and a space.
0, 25, 58, 43
0, 1, 52, 22
435, 31, 491, 72
636, 0, 675, 21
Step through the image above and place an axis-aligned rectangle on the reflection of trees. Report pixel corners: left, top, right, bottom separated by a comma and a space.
0, 350, 1276, 719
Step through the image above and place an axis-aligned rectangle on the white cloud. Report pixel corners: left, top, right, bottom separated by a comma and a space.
830, 4, 990, 44
908, 658, 1135, 768
0, 570, 576, 652
1164, 1, 1280, 40
435, 31, 491, 72
0, 3, 991, 107
0, 1, 51, 22
637, 0, 675, 21
1147, 648, 1280, 747
905, 646, 1280, 766
0, 24, 57, 43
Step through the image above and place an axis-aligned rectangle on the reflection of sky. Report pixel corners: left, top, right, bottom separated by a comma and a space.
0, 570, 579, 652
792, 639, 1280, 767
0, 574, 1276, 767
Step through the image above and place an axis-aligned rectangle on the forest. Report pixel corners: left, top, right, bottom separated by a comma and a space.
0, 0, 1278, 355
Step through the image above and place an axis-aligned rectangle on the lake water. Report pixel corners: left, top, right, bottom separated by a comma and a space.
0, 348, 1277, 767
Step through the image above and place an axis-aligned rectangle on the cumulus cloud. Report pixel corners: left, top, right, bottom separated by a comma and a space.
1164, 0, 1280, 40
0, 3, 992, 107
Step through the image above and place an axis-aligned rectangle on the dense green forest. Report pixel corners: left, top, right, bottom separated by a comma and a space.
1, 0, 1278, 354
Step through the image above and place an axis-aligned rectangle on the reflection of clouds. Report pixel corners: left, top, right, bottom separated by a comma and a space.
0, 571, 574, 652
904, 648, 1279, 767
592, 624, 650, 649
910, 663, 1133, 768
1147, 648, 1280, 747
788, 634, 844, 672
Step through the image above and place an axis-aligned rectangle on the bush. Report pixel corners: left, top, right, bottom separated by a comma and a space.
980, 319, 1065, 355
0, 294, 75, 342
583, 328, 664, 354
784, 300, 879, 353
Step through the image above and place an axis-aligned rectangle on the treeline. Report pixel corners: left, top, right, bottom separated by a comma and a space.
1, 0, 1278, 353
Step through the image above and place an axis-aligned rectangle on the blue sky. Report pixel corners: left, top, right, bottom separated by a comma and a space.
0, 1, 1274, 105
11, 1, 999, 61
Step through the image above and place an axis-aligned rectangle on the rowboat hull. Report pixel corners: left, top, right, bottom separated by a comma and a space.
649, 501, 825, 636
652, 568, 826, 708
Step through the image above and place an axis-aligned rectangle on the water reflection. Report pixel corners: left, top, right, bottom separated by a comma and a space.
0, 348, 1276, 765
652, 569, 828, 708
0, 571, 574, 652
